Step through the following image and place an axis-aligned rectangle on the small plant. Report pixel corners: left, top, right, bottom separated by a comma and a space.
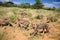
34, 15, 40, 19
9, 15, 16, 23
51, 17, 58, 22
28, 13, 32, 17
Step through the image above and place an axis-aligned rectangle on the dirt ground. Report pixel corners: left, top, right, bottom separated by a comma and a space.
0, 20, 60, 40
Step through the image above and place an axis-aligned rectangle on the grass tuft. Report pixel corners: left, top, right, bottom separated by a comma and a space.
51, 17, 58, 22
9, 15, 16, 23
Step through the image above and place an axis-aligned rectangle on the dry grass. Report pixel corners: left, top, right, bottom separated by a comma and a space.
0, 7, 60, 40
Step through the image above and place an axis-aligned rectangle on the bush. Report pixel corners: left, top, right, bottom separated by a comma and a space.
32, 0, 44, 9
19, 3, 30, 8
34, 15, 40, 19
9, 15, 16, 23
44, 7, 56, 10
51, 17, 58, 22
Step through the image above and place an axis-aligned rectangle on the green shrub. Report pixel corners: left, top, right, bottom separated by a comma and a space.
9, 15, 16, 23
34, 15, 41, 19
51, 17, 58, 22
19, 3, 30, 8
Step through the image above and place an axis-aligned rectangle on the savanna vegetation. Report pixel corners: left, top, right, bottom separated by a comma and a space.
0, 0, 60, 40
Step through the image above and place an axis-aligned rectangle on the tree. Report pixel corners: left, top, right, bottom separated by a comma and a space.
19, 3, 30, 8
0, 2, 3, 6
0, 2, 2, 5
4, 1, 14, 7
0, 1, 17, 7
52, 7, 56, 10
33, 0, 44, 9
